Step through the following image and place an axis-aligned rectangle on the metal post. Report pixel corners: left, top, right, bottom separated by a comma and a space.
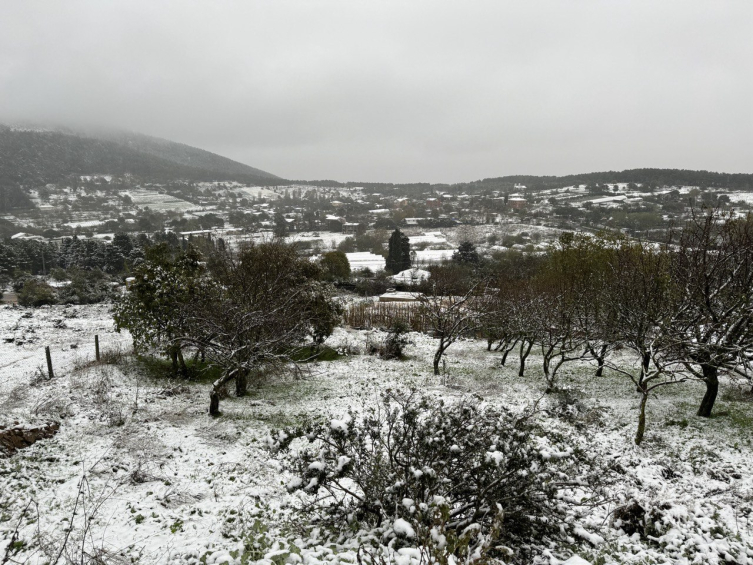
95, 335, 100, 362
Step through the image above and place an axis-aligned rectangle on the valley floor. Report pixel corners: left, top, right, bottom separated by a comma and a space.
1, 304, 752, 564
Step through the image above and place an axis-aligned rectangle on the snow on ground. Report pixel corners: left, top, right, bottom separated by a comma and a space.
728, 192, 753, 205
407, 232, 448, 246
63, 220, 107, 229
345, 252, 385, 272
287, 231, 352, 249
122, 189, 198, 213
413, 249, 453, 265
231, 186, 281, 201
1, 305, 752, 564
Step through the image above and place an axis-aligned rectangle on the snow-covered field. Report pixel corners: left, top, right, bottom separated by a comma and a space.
728, 193, 753, 205
1, 305, 752, 564
122, 189, 198, 213
287, 231, 352, 249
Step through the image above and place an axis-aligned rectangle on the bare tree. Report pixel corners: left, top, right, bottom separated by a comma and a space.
531, 289, 586, 393
419, 283, 487, 376
665, 209, 753, 417
600, 239, 682, 444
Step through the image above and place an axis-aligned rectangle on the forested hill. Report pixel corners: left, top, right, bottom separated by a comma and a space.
467, 169, 753, 191
301, 168, 753, 193
0, 125, 280, 185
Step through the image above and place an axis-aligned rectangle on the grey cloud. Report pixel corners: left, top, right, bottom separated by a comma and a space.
0, 0, 750, 182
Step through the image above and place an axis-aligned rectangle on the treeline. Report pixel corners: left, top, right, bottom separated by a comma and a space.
0, 183, 34, 213
461, 168, 753, 192
300, 168, 753, 195
0, 230, 221, 306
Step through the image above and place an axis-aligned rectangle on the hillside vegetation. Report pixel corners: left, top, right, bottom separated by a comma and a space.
0, 125, 279, 186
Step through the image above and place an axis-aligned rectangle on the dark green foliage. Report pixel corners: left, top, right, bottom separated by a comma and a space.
17, 279, 56, 307
368, 321, 411, 359
113, 243, 206, 356
56, 268, 118, 304
452, 241, 480, 265
320, 251, 351, 281
0, 184, 33, 212
386, 229, 411, 274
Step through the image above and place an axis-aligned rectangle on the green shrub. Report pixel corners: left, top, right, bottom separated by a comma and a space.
18, 279, 56, 307
271, 389, 600, 563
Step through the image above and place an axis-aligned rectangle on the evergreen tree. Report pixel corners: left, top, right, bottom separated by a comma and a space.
453, 241, 480, 265
386, 229, 411, 273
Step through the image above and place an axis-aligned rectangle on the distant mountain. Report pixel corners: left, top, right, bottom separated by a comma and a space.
0, 124, 280, 186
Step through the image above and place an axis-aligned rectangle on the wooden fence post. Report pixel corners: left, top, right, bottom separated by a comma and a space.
45, 346, 54, 379
95, 335, 100, 362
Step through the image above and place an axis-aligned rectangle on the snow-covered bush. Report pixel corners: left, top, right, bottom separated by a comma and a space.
366, 322, 412, 359
270, 389, 596, 563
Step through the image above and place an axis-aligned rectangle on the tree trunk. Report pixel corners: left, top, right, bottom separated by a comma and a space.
170, 349, 179, 375
209, 391, 220, 416
640, 351, 651, 385
547, 355, 567, 393
518, 339, 533, 377
486, 339, 493, 352
235, 369, 248, 397
177, 348, 187, 377
635, 391, 648, 445
542, 344, 554, 388
433, 347, 444, 376
500, 339, 518, 366
591, 344, 607, 377
697, 364, 719, 418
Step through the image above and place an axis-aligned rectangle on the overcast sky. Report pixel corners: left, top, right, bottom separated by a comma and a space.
1, 1, 751, 183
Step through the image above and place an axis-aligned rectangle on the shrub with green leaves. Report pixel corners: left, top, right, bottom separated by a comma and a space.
270, 389, 597, 563
17, 279, 56, 307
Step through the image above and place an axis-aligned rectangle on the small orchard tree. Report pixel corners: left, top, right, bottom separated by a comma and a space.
188, 241, 342, 414
600, 239, 683, 445
665, 209, 753, 417
114, 243, 205, 375
419, 282, 487, 376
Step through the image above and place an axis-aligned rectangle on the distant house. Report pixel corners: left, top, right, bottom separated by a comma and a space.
508, 193, 527, 210
326, 215, 345, 232
343, 222, 365, 235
